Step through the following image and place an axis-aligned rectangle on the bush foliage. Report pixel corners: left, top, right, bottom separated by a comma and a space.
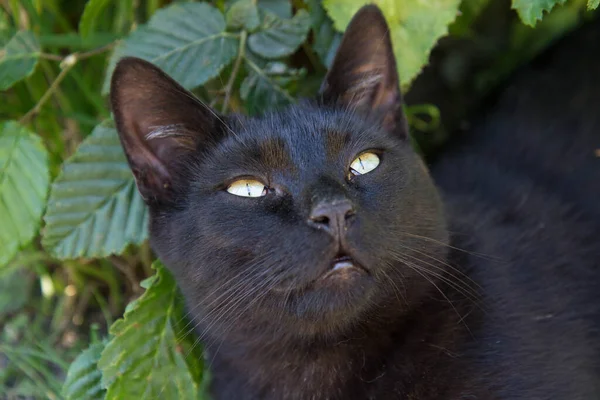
0, 0, 597, 398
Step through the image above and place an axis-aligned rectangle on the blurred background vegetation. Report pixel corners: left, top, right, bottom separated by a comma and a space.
0, 0, 598, 398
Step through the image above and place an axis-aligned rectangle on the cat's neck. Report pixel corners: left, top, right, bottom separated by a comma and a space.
205, 290, 475, 399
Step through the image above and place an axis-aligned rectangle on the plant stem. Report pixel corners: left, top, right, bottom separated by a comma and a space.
19, 43, 116, 124
77, 42, 116, 60
221, 30, 247, 113
38, 53, 64, 61
19, 60, 75, 124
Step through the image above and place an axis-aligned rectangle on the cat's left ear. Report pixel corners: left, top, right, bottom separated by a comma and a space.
320, 5, 407, 138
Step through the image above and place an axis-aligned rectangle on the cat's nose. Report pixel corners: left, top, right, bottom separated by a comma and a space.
308, 200, 355, 238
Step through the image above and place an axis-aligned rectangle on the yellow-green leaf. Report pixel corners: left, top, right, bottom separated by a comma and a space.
323, 0, 461, 87
512, 0, 568, 27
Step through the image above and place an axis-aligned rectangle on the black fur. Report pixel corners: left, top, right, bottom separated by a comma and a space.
111, 5, 600, 399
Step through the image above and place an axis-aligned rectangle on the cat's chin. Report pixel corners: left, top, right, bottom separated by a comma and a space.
267, 256, 376, 328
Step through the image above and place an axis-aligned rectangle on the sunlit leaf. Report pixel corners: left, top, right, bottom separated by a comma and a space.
0, 121, 49, 268
62, 342, 106, 400
98, 262, 205, 399
323, 0, 461, 87
248, 9, 311, 59
512, 0, 568, 26
588, 0, 599, 10
42, 122, 148, 259
0, 31, 40, 90
102, 2, 239, 94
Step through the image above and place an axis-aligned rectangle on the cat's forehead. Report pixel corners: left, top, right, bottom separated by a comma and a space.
218, 105, 392, 169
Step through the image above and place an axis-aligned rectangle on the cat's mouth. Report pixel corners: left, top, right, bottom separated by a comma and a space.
272, 252, 369, 293
319, 253, 369, 280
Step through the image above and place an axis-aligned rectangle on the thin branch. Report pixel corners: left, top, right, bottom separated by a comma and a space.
77, 42, 117, 60
221, 30, 247, 113
19, 57, 76, 124
38, 53, 64, 61
19, 42, 116, 124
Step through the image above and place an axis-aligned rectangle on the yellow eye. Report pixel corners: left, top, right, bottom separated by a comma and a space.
350, 152, 380, 176
227, 179, 268, 197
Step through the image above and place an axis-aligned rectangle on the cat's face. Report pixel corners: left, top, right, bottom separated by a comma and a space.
111, 6, 448, 341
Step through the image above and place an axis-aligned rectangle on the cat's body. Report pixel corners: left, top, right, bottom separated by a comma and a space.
111, 6, 600, 400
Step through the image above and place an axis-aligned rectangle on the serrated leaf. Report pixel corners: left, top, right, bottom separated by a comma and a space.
512, 0, 568, 26
102, 2, 239, 94
42, 122, 148, 260
588, 0, 599, 10
0, 31, 40, 90
323, 0, 461, 87
79, 0, 112, 38
241, 59, 302, 115
0, 121, 49, 268
227, 0, 260, 31
248, 9, 311, 59
62, 342, 106, 400
98, 262, 204, 399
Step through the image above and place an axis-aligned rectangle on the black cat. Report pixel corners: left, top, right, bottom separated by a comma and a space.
110, 5, 600, 399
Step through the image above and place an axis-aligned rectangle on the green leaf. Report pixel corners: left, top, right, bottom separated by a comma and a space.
306, 0, 341, 68
0, 266, 31, 315
323, 0, 461, 87
0, 31, 40, 90
241, 59, 303, 115
512, 0, 568, 26
42, 122, 148, 260
247, 9, 311, 59
102, 2, 239, 94
258, 0, 292, 18
79, 0, 112, 38
98, 262, 205, 399
588, 0, 599, 10
227, 0, 260, 31
0, 121, 49, 268
62, 342, 106, 400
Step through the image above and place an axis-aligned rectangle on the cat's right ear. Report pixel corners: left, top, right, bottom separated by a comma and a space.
111, 57, 226, 205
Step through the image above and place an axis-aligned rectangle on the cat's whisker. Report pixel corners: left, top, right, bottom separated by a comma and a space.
389, 246, 483, 301
389, 251, 483, 307
379, 268, 408, 306
397, 257, 473, 336
195, 266, 281, 343
206, 274, 285, 367
391, 229, 500, 261
177, 260, 272, 341
179, 259, 279, 349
